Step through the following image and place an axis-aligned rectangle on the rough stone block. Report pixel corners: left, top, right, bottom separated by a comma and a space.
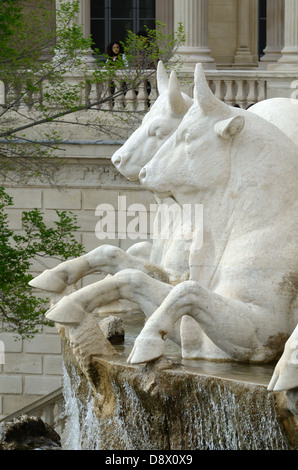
43, 189, 81, 210
0, 334, 22, 353
3, 395, 41, 416
5, 188, 42, 209
82, 189, 120, 210
99, 316, 125, 343
44, 356, 63, 375
24, 335, 62, 354
24, 376, 62, 395
4, 354, 42, 374
4, 209, 23, 230
0, 376, 22, 394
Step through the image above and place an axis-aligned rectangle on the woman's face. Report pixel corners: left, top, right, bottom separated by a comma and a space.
112, 44, 120, 55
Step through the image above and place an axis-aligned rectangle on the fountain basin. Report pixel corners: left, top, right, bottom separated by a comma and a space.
61, 312, 298, 450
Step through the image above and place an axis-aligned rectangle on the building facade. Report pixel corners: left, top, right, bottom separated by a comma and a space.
0, 0, 297, 419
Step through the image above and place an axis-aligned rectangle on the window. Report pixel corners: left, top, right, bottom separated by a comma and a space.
258, 0, 267, 59
90, 0, 156, 54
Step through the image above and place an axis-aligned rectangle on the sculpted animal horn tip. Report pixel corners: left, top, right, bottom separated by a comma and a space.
157, 61, 169, 94
168, 70, 191, 115
194, 62, 223, 112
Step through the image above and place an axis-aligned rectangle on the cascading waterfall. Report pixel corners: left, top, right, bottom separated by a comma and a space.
61, 363, 153, 450
60, 356, 294, 450
61, 364, 102, 450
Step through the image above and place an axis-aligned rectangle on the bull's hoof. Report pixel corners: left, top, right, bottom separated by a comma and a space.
45, 296, 86, 325
268, 364, 298, 392
267, 372, 281, 391
127, 333, 165, 364
29, 269, 67, 293
267, 346, 298, 392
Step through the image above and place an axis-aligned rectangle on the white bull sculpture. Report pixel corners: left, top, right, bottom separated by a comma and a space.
249, 97, 298, 146
29, 62, 196, 347
29, 63, 298, 390
128, 63, 298, 366
29, 62, 193, 297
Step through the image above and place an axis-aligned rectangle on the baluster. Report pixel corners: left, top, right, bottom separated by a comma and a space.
84, 80, 91, 107
257, 80, 266, 102
235, 80, 247, 108
147, 75, 158, 107
124, 86, 137, 111
100, 81, 113, 111
87, 81, 101, 109
113, 79, 125, 111
213, 80, 223, 101
136, 80, 148, 111
208, 80, 214, 93
24, 88, 34, 111
246, 79, 258, 107
32, 82, 43, 109
224, 80, 235, 106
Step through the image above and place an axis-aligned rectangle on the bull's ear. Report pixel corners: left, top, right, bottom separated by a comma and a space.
168, 71, 192, 115
157, 61, 169, 94
214, 115, 245, 140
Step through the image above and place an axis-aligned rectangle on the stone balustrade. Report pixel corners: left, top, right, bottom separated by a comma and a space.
0, 387, 65, 435
206, 71, 267, 108
1, 69, 297, 114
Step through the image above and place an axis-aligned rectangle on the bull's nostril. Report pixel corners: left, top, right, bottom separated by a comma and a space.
112, 155, 122, 166
139, 168, 146, 181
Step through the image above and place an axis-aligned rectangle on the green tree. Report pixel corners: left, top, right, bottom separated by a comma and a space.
0, 1, 185, 336
0, 0, 185, 184
0, 186, 84, 338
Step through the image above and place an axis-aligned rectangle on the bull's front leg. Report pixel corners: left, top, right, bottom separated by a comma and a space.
267, 324, 298, 391
45, 269, 181, 345
128, 280, 286, 364
29, 242, 169, 293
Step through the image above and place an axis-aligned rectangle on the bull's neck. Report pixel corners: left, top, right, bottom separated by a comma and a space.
174, 185, 233, 235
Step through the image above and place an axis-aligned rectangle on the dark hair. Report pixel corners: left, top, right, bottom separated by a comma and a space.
106, 41, 123, 57
136, 30, 148, 38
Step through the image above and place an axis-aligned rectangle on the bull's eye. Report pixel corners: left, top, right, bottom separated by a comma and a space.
147, 123, 158, 137
147, 119, 170, 138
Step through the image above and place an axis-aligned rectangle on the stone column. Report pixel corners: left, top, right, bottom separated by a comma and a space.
55, 0, 95, 67
174, 0, 216, 70
260, 0, 284, 67
156, 0, 174, 36
271, 0, 298, 69
234, 0, 255, 67
77, 0, 95, 66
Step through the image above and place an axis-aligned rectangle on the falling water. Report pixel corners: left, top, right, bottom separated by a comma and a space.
60, 312, 295, 450
61, 364, 102, 450
61, 362, 153, 450
61, 358, 293, 450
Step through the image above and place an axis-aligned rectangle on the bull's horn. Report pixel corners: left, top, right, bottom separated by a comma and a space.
156, 61, 169, 94
168, 71, 193, 116
194, 63, 225, 113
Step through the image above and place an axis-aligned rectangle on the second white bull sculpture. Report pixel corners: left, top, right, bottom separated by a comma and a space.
131, 64, 297, 366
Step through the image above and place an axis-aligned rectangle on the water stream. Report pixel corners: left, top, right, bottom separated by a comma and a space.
61, 311, 293, 450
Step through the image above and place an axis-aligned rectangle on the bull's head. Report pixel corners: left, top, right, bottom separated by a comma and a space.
111, 61, 193, 181
139, 63, 245, 201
